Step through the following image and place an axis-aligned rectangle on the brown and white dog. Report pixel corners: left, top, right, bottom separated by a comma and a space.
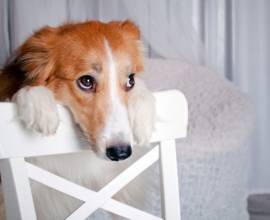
0, 20, 155, 219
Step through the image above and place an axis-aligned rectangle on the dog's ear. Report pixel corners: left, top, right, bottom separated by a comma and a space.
128, 79, 155, 147
109, 20, 144, 73
121, 21, 144, 73
20, 26, 57, 85
120, 20, 140, 40
16, 26, 57, 86
0, 26, 57, 100
109, 20, 141, 40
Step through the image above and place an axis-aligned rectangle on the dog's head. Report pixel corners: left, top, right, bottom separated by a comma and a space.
9, 21, 150, 161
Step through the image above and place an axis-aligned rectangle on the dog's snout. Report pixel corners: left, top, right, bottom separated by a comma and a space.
106, 145, 132, 161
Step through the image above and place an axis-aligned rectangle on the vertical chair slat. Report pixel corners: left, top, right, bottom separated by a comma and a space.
159, 140, 181, 220
0, 158, 37, 220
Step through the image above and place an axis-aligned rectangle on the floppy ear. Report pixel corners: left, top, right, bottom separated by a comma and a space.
0, 26, 57, 100
18, 26, 57, 86
109, 20, 141, 40
109, 20, 144, 73
120, 20, 140, 40
128, 78, 156, 147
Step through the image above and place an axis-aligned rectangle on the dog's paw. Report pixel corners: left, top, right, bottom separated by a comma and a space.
12, 86, 59, 135
128, 79, 156, 147
133, 109, 155, 146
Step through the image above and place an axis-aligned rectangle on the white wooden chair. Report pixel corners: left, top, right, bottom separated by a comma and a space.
0, 90, 188, 220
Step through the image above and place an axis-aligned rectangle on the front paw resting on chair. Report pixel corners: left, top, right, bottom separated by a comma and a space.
12, 86, 59, 135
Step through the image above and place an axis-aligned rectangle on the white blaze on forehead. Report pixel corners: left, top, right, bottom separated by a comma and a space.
99, 40, 133, 147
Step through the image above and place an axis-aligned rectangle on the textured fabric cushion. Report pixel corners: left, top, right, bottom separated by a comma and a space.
143, 58, 253, 151
248, 194, 270, 215
139, 59, 254, 220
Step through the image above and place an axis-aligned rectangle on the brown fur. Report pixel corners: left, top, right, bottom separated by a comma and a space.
0, 20, 144, 147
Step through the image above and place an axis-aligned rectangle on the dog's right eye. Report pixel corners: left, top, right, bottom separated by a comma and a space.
77, 75, 96, 92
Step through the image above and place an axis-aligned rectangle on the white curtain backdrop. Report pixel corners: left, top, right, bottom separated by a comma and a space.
0, 0, 269, 193
233, 0, 270, 193
0, 0, 205, 64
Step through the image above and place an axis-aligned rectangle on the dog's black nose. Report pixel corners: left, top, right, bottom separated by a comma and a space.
106, 145, 132, 161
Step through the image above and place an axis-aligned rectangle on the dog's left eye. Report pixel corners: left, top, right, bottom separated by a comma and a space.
77, 75, 96, 92
126, 73, 135, 91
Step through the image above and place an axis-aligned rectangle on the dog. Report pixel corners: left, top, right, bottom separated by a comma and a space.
0, 20, 155, 219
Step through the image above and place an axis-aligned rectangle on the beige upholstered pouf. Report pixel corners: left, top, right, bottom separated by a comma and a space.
140, 59, 253, 220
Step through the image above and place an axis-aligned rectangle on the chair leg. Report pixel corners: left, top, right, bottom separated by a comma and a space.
0, 158, 37, 220
159, 140, 181, 220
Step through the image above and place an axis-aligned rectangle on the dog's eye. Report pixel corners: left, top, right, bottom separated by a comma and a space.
77, 75, 96, 92
126, 73, 135, 91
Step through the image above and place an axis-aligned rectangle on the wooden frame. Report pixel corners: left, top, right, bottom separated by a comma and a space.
0, 90, 188, 220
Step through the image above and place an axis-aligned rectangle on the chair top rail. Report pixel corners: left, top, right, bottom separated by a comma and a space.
0, 90, 188, 159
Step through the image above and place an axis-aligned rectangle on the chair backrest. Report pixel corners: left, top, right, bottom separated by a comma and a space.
0, 90, 188, 220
